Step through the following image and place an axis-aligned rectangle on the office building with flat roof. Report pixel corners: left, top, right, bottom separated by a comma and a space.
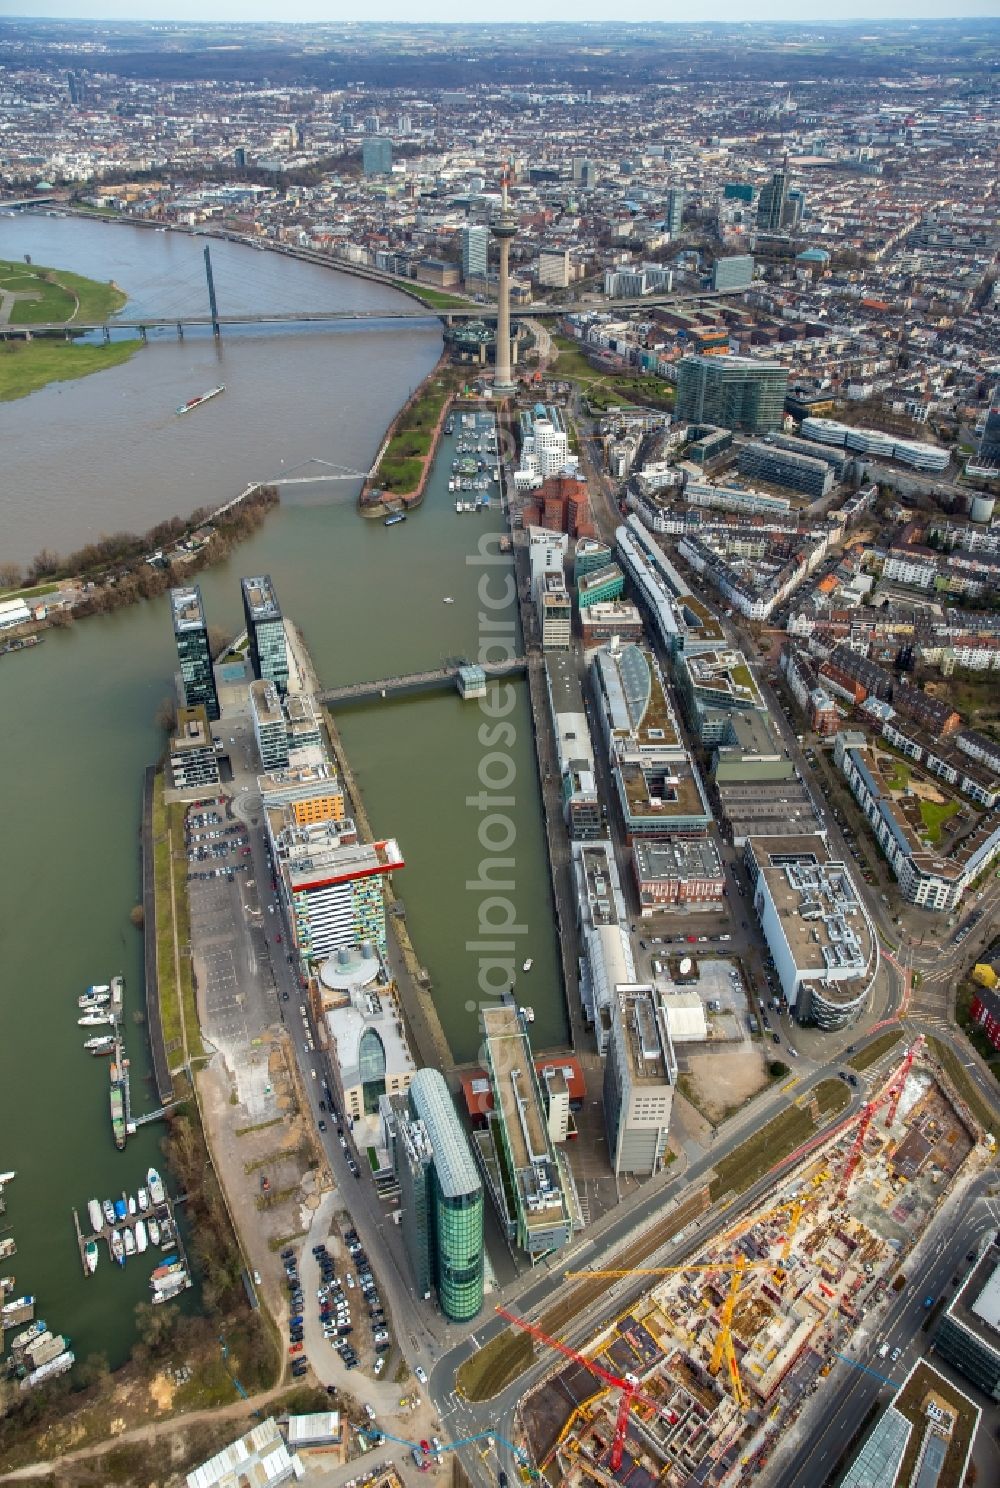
544, 654, 601, 841
711, 254, 754, 292
676, 354, 788, 435
267, 812, 403, 959
258, 760, 345, 824
573, 838, 635, 1051
170, 584, 219, 721
934, 1242, 1000, 1401
241, 574, 288, 693
480, 1003, 574, 1256
250, 679, 288, 770
459, 223, 489, 282
169, 705, 220, 790
390, 1068, 484, 1322
744, 833, 878, 1029
633, 837, 724, 909
737, 441, 835, 498
362, 136, 392, 176
603, 985, 676, 1178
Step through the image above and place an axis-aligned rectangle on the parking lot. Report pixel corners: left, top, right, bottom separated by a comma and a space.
186, 802, 280, 1118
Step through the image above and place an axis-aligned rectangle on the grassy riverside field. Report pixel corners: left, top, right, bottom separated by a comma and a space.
0, 257, 137, 400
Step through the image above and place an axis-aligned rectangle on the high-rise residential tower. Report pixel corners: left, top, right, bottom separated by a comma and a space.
170, 584, 220, 721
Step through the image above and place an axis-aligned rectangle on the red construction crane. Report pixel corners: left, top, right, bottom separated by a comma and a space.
836, 1098, 879, 1203
884, 1035, 924, 1129
495, 1305, 664, 1472
837, 1037, 924, 1201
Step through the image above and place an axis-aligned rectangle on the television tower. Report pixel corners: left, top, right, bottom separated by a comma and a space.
491, 160, 517, 396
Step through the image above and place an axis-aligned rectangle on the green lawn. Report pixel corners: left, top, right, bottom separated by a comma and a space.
0, 581, 60, 600
709, 1105, 815, 1201
813, 1078, 851, 1119
404, 284, 474, 311
918, 797, 960, 843
0, 337, 139, 402
882, 759, 910, 792
550, 332, 674, 411
848, 1030, 903, 1072
0, 257, 127, 324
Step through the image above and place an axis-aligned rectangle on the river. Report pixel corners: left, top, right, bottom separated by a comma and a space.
0, 217, 565, 1369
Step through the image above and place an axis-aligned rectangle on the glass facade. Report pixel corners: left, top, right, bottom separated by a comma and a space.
358, 1029, 387, 1114
434, 1182, 484, 1323
676, 355, 788, 435
242, 575, 289, 693
171, 585, 220, 721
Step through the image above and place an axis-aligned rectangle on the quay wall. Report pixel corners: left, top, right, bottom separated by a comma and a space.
358, 351, 453, 516
141, 762, 173, 1103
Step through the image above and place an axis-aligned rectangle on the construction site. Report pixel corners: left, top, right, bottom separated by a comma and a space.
513, 1040, 983, 1487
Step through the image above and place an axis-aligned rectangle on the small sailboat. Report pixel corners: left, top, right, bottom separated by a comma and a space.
110, 1229, 125, 1266
522, 958, 533, 973
147, 1217, 160, 1247
147, 1169, 165, 1205
134, 1220, 148, 1254
87, 1200, 103, 1233
85, 1241, 99, 1275
123, 1228, 136, 1257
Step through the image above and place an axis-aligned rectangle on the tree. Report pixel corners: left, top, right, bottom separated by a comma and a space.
74, 1352, 110, 1389
768, 1060, 790, 1079
129, 905, 145, 929
0, 561, 23, 590
154, 695, 177, 734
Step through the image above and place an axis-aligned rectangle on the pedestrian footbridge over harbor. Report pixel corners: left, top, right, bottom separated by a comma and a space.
317, 656, 526, 706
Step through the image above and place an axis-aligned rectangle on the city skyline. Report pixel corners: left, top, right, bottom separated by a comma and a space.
9, 2, 1000, 21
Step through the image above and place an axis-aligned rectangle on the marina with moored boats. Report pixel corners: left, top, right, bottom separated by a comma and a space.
71, 1166, 192, 1299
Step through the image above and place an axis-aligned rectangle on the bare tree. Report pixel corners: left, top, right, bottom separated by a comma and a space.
0, 561, 23, 591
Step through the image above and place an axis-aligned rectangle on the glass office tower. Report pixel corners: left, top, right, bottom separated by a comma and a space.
676, 354, 788, 435
241, 574, 289, 694
170, 584, 220, 721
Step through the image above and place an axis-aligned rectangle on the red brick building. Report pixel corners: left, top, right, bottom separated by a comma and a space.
970, 987, 1000, 1052
521, 474, 596, 539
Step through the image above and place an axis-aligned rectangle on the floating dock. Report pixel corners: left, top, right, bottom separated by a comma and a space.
71, 1186, 192, 1296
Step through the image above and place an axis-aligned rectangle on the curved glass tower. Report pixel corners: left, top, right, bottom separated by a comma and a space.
397, 1068, 484, 1323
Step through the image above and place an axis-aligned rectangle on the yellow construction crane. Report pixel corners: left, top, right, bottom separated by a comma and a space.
565, 1256, 762, 1409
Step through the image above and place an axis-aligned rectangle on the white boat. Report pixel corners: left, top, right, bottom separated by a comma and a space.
138, 1187, 149, 1212
78, 991, 110, 1008
102, 1199, 116, 1228
522, 1005, 536, 1023
147, 1168, 166, 1205
87, 1200, 103, 1233
79, 1011, 113, 1027
84, 1036, 115, 1054
455, 499, 463, 512
442, 597, 454, 604
147, 1217, 160, 1246
127, 1194, 137, 1216
134, 1220, 148, 1254
85, 1241, 99, 1275
110, 1229, 124, 1266
123, 1228, 136, 1257
0, 1172, 15, 1185
86, 984, 111, 995
522, 958, 533, 973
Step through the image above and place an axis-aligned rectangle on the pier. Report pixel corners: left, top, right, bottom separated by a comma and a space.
71, 1187, 192, 1288
317, 655, 526, 707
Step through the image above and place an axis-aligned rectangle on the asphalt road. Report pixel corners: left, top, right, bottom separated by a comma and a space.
769, 1175, 1000, 1488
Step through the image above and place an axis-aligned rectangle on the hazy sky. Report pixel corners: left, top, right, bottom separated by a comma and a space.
8, 1, 1000, 23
